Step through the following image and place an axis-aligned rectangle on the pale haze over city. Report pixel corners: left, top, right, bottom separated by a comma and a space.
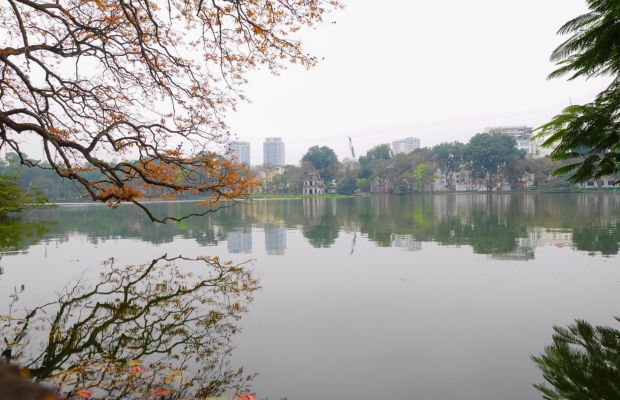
226, 0, 611, 164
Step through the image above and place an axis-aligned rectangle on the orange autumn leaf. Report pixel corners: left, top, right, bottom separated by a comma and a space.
235, 393, 256, 400
75, 389, 93, 398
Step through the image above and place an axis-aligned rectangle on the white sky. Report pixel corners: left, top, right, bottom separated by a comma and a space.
226, 0, 611, 165
4, 0, 611, 166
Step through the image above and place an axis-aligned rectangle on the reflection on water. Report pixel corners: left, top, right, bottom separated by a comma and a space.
0, 216, 50, 253
228, 229, 253, 254
13, 193, 620, 258
265, 224, 286, 255
1, 255, 259, 398
1, 193, 619, 400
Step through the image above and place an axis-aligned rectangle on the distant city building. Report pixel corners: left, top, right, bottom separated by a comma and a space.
263, 137, 285, 167
391, 137, 420, 155
229, 141, 251, 165
484, 126, 533, 139
303, 170, 325, 195
516, 138, 540, 157
484, 126, 540, 157
579, 176, 620, 189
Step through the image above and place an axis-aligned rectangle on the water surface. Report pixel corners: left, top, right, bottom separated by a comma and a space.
1, 193, 619, 399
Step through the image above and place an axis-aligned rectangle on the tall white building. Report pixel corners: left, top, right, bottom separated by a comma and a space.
228, 141, 251, 165
391, 137, 420, 155
263, 137, 285, 166
484, 126, 533, 139
484, 126, 540, 157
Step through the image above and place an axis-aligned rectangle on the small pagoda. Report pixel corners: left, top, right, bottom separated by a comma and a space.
303, 170, 325, 195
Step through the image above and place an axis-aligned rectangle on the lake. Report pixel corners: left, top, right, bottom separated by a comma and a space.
1, 193, 619, 400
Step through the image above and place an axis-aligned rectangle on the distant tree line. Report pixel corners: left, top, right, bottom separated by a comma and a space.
259, 134, 591, 195
1, 133, 615, 202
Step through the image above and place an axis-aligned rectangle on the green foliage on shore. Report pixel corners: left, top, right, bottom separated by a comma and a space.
0, 175, 50, 215
301, 146, 339, 183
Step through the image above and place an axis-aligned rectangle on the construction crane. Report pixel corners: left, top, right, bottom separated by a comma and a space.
348, 136, 356, 161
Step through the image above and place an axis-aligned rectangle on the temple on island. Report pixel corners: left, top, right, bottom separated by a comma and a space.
303, 170, 325, 195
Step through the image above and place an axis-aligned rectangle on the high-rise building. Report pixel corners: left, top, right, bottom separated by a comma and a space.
391, 137, 420, 155
228, 141, 251, 165
263, 137, 285, 167
484, 126, 533, 139
484, 126, 539, 156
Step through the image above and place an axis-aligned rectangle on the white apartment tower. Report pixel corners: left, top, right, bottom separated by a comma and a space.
263, 137, 285, 167
391, 137, 421, 155
229, 141, 251, 165
484, 126, 540, 157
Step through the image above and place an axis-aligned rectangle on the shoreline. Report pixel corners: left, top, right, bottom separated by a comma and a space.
41, 189, 619, 206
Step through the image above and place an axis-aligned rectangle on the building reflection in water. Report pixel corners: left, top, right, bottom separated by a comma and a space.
227, 229, 253, 254
264, 224, 287, 255
302, 197, 326, 220
392, 234, 422, 251
491, 228, 575, 261
9, 193, 618, 258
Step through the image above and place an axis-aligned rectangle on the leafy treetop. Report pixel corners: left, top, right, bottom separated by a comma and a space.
536, 0, 620, 184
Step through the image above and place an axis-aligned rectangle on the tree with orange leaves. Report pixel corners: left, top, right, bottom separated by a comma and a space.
0, 0, 342, 222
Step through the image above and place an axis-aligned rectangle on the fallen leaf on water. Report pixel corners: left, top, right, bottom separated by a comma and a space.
76, 389, 93, 398
130, 364, 144, 374
153, 388, 171, 396
235, 393, 256, 400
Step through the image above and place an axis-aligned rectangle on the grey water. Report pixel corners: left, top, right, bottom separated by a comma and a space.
1, 193, 619, 399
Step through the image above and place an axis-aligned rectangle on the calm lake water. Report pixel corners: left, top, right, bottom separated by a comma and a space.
1, 193, 619, 399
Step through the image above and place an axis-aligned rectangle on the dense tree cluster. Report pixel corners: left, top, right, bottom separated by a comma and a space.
2, 131, 596, 202
259, 133, 584, 195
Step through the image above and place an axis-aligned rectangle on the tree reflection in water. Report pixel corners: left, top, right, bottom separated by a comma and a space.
0, 216, 50, 253
1, 254, 259, 399
533, 318, 620, 400
13, 194, 620, 258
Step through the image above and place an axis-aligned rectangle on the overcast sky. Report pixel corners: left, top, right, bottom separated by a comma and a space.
226, 0, 611, 165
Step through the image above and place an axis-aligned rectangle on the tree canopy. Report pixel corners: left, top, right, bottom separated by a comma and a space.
432, 142, 466, 190
0, 0, 341, 221
0, 174, 49, 215
466, 133, 523, 191
301, 146, 339, 182
536, 0, 620, 184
